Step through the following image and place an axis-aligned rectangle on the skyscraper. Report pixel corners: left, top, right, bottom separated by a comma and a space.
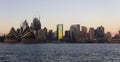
38, 29, 43, 41
43, 27, 47, 41
57, 24, 63, 40
70, 24, 80, 42
89, 27, 94, 40
33, 18, 41, 30
47, 30, 53, 42
94, 26, 105, 43
32, 18, 41, 39
22, 20, 29, 32
105, 32, 112, 42
96, 26, 105, 39
81, 26, 87, 41
65, 31, 70, 39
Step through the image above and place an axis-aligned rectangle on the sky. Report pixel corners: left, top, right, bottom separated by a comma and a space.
0, 0, 120, 36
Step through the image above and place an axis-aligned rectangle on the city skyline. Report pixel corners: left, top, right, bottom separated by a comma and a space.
0, 0, 120, 36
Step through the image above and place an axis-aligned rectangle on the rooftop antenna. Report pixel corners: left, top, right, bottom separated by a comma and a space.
37, 11, 40, 20
34, 12, 36, 18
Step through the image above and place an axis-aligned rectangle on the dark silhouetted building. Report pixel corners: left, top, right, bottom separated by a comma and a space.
70, 24, 80, 42
65, 30, 70, 42
32, 18, 41, 39
94, 26, 105, 42
22, 20, 29, 32
43, 27, 48, 41
38, 29, 43, 42
21, 27, 36, 43
5, 27, 19, 43
47, 30, 53, 42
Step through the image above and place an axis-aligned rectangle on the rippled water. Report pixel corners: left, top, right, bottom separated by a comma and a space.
0, 43, 120, 62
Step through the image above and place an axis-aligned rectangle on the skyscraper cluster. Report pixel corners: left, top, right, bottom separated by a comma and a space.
64, 25, 112, 43
1, 17, 115, 43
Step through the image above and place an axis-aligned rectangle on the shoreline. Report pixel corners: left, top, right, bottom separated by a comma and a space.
1, 41, 120, 44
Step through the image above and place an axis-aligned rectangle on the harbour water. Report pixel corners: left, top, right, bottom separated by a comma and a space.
0, 43, 120, 62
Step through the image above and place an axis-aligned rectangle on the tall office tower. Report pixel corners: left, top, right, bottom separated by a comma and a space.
22, 20, 29, 32
32, 18, 41, 39
94, 26, 105, 42
33, 18, 41, 30
81, 26, 87, 41
30, 23, 33, 31
53, 31, 57, 40
105, 32, 112, 42
20, 23, 23, 34
89, 27, 94, 40
65, 31, 70, 40
70, 24, 80, 42
47, 30, 53, 42
38, 29, 43, 41
57, 24, 63, 40
43, 27, 47, 41
96, 25, 105, 39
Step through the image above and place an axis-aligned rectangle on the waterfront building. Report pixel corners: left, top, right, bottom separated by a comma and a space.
32, 18, 41, 39
70, 24, 80, 42
113, 30, 120, 39
21, 27, 36, 43
105, 32, 112, 42
17, 28, 21, 35
53, 31, 57, 40
43, 27, 48, 41
20, 26, 23, 35
5, 27, 19, 43
22, 20, 29, 32
33, 18, 41, 30
94, 26, 105, 42
47, 30, 53, 42
95, 26, 105, 39
89, 27, 94, 40
38, 29, 44, 42
65, 31, 70, 41
81, 26, 88, 41
57, 24, 63, 40
0, 36, 4, 42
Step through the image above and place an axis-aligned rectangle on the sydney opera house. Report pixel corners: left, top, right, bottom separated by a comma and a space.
5, 18, 47, 43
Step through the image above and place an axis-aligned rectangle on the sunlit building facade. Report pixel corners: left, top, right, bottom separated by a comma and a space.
81, 26, 87, 41
89, 27, 94, 40
57, 24, 63, 40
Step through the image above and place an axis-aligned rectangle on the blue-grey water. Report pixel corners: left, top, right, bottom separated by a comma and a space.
0, 43, 120, 62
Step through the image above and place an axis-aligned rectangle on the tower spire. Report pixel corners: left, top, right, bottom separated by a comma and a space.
37, 11, 40, 21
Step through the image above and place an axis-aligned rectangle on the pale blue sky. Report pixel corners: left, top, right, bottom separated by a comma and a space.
0, 0, 120, 35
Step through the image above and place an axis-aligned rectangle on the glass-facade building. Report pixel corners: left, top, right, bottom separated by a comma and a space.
57, 24, 63, 40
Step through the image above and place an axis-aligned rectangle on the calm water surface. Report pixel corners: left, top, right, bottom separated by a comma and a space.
0, 43, 120, 62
